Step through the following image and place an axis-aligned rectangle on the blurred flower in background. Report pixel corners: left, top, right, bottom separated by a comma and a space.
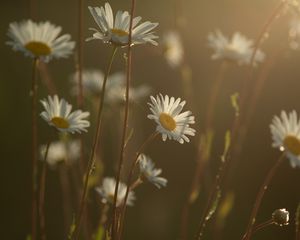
96, 177, 136, 206
6, 20, 75, 62
40, 139, 80, 167
288, 16, 300, 49
138, 154, 167, 189
208, 30, 265, 65
70, 70, 151, 104
162, 31, 184, 68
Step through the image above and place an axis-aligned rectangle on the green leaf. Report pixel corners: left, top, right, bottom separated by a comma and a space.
26, 235, 32, 240
68, 215, 76, 240
230, 92, 239, 117
221, 130, 231, 163
205, 188, 221, 221
93, 225, 105, 240
216, 191, 235, 226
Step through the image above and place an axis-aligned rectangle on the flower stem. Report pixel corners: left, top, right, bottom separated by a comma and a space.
39, 141, 51, 240
241, 153, 285, 240
77, 0, 84, 108
73, 46, 118, 240
111, 1, 136, 239
118, 132, 158, 240
31, 57, 39, 240
252, 219, 274, 235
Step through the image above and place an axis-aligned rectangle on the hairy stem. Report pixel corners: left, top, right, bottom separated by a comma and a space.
111, 1, 136, 239
39, 141, 50, 240
242, 153, 285, 240
73, 46, 118, 240
31, 57, 39, 240
118, 132, 158, 240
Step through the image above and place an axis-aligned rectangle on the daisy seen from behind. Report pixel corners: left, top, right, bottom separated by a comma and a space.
162, 30, 184, 68
270, 110, 300, 167
96, 177, 135, 207
7, 20, 75, 62
87, 2, 159, 46
208, 29, 265, 65
138, 154, 167, 189
148, 94, 196, 144
40, 95, 90, 134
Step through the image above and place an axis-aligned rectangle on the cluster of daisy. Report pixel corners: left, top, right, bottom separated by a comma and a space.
6, 0, 300, 240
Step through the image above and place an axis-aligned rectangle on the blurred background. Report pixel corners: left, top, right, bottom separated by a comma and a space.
1, 0, 300, 239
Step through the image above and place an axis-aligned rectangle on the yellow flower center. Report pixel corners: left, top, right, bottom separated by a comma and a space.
283, 135, 300, 156
159, 113, 176, 131
25, 41, 51, 56
111, 28, 128, 37
51, 117, 70, 129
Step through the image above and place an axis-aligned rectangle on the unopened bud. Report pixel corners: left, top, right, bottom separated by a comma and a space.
272, 208, 289, 226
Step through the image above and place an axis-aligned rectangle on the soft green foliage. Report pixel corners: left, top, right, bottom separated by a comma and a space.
221, 130, 231, 162
206, 188, 221, 221
93, 225, 105, 240
230, 92, 239, 117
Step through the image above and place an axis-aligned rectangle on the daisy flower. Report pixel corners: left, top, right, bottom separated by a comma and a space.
87, 2, 159, 46
148, 94, 196, 144
208, 30, 265, 65
40, 139, 80, 167
138, 154, 167, 189
162, 31, 184, 68
289, 16, 300, 50
6, 20, 75, 62
40, 95, 90, 134
40, 141, 66, 167
95, 177, 135, 206
270, 110, 300, 168
71, 70, 150, 103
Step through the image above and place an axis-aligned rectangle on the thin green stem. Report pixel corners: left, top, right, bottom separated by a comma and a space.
242, 153, 285, 240
252, 219, 274, 235
111, 1, 136, 239
31, 57, 39, 240
77, 0, 84, 108
39, 141, 51, 240
73, 46, 118, 240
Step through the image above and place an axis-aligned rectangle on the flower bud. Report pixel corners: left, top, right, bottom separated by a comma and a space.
272, 208, 289, 226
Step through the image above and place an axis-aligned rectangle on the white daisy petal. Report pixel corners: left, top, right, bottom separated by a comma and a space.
6, 20, 75, 62
87, 2, 158, 47
270, 110, 300, 168
96, 177, 135, 206
208, 29, 265, 66
40, 95, 90, 134
138, 154, 167, 189
148, 94, 196, 144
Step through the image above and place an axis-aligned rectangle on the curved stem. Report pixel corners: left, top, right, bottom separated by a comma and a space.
111, 1, 136, 239
252, 219, 274, 235
31, 57, 39, 240
39, 141, 51, 240
73, 46, 118, 240
118, 132, 158, 240
238, 0, 286, 118
77, 0, 84, 108
242, 153, 285, 240
180, 61, 228, 240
